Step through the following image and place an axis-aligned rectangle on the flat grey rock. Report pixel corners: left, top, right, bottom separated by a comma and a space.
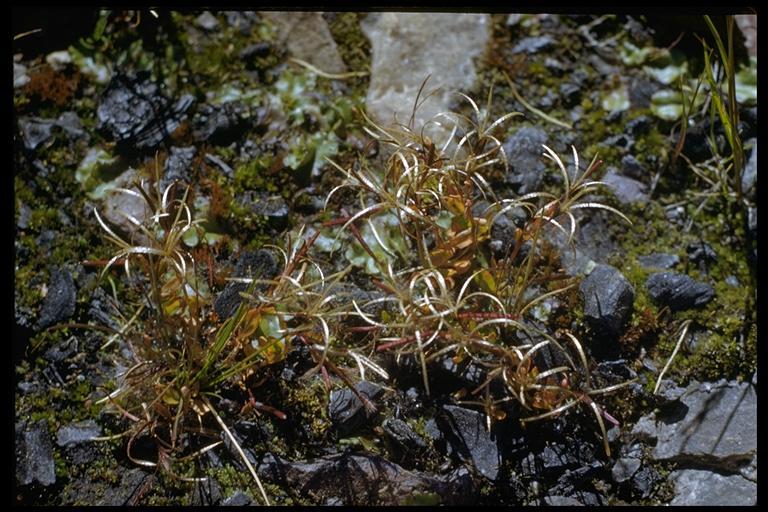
361, 13, 489, 137
601, 167, 648, 205
637, 252, 679, 269
632, 380, 756, 469
56, 420, 101, 447
261, 12, 346, 74
669, 469, 756, 506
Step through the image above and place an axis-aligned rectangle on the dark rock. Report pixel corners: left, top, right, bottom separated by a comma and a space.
543, 495, 585, 506
626, 16, 653, 45
520, 443, 580, 476
669, 469, 756, 506
503, 127, 548, 194
630, 465, 660, 499
236, 192, 290, 230
557, 210, 623, 275
594, 359, 638, 382
104, 468, 155, 506
559, 82, 582, 108
191, 477, 223, 506
193, 101, 253, 145
435, 355, 487, 387
632, 380, 756, 470
601, 167, 648, 205
213, 249, 279, 319
601, 133, 633, 151
739, 107, 757, 139
222, 491, 253, 506
628, 77, 659, 109
637, 253, 680, 270
645, 272, 714, 311
382, 418, 428, 458
88, 286, 121, 332
17, 381, 40, 395
620, 154, 646, 179
329, 381, 384, 435
16, 420, 56, 486
536, 91, 557, 109
626, 115, 651, 136
55, 111, 87, 140
37, 268, 77, 330
436, 405, 500, 480
160, 146, 197, 192
223, 11, 258, 33
665, 205, 686, 225
195, 11, 219, 31
56, 420, 101, 447
36, 229, 56, 251
97, 72, 194, 150
611, 457, 640, 483
678, 122, 711, 163
18, 117, 53, 151
686, 241, 717, 265
587, 54, 618, 76
747, 207, 756, 237
258, 452, 475, 505
545, 57, 566, 75
741, 140, 756, 197
43, 335, 78, 362
204, 153, 234, 179
579, 264, 635, 338
545, 463, 606, 506
17, 202, 32, 230
512, 36, 554, 54
606, 109, 624, 124
240, 42, 273, 67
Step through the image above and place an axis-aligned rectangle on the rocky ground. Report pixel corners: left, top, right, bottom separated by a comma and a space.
13, 11, 756, 505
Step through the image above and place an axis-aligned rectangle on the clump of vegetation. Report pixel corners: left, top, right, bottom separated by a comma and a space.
321, 82, 633, 454
83, 82, 635, 504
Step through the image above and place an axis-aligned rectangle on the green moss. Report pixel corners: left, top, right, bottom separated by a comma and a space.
325, 12, 371, 98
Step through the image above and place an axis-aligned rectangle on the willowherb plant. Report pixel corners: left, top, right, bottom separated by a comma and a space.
324, 83, 634, 455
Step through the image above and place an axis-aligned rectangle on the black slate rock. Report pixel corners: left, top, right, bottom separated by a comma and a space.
435, 405, 500, 481
193, 101, 254, 145
645, 272, 714, 311
382, 418, 428, 459
579, 264, 635, 338
213, 249, 279, 319
626, 115, 651, 136
620, 154, 646, 180
329, 381, 384, 435
503, 127, 549, 194
37, 268, 77, 330
97, 72, 194, 150
160, 146, 197, 192
16, 420, 56, 487
686, 241, 717, 265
